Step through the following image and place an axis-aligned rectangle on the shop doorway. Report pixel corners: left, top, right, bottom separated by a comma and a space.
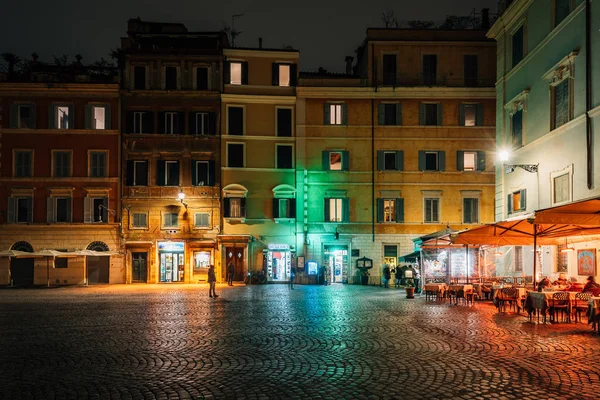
266, 250, 291, 282
10, 258, 34, 286
324, 245, 348, 283
132, 252, 147, 282
158, 242, 185, 283
87, 256, 109, 284
226, 247, 245, 281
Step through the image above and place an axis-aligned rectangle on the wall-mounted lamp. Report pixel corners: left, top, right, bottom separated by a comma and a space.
178, 189, 188, 209
335, 227, 339, 240
499, 149, 538, 174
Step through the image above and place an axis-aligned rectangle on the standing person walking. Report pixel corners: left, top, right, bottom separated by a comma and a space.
226, 261, 234, 286
208, 265, 218, 298
289, 266, 296, 289
383, 264, 391, 288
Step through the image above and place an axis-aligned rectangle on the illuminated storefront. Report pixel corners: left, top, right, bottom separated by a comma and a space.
323, 245, 348, 283
264, 244, 293, 282
158, 241, 185, 283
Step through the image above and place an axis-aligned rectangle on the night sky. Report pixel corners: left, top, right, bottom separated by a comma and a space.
1, 0, 497, 73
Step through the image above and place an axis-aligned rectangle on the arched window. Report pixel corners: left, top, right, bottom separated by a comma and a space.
11, 241, 34, 252
87, 241, 110, 252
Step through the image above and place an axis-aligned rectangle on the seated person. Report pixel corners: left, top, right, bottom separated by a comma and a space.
564, 282, 584, 292
537, 277, 551, 291
582, 276, 600, 293
554, 272, 569, 286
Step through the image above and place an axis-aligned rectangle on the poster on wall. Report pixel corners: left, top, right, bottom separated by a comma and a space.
577, 249, 596, 276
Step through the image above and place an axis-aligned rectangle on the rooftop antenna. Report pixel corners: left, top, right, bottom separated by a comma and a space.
231, 14, 244, 47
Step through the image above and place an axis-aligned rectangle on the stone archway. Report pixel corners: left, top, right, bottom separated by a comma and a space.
86, 242, 110, 284
87, 241, 110, 252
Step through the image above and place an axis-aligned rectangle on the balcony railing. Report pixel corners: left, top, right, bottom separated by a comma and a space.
377, 73, 495, 88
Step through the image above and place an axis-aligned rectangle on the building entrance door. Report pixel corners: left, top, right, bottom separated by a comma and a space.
132, 252, 147, 282
10, 258, 34, 286
87, 256, 109, 284
226, 247, 245, 281
324, 245, 348, 283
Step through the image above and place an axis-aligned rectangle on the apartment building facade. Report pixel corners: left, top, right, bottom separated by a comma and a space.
120, 19, 228, 283
296, 27, 497, 283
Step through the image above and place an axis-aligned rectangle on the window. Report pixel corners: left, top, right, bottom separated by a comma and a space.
55, 258, 68, 269
18, 105, 33, 129
227, 106, 244, 135
463, 198, 479, 223
552, 78, 570, 129
193, 112, 215, 135
192, 160, 215, 186
379, 103, 402, 126
53, 151, 71, 177
514, 246, 523, 272
554, 0, 573, 27
131, 111, 153, 134
132, 213, 147, 228
134, 66, 146, 90
557, 244, 569, 272
457, 151, 485, 172
7, 197, 33, 223
382, 54, 397, 85
377, 198, 404, 223
507, 189, 526, 214
511, 109, 523, 149
276, 145, 293, 169
163, 112, 179, 134
163, 213, 179, 228
194, 213, 211, 228
323, 150, 349, 171
126, 160, 148, 186
326, 198, 344, 222
420, 103, 442, 126
326, 104, 343, 125
164, 66, 178, 90
277, 108, 292, 136
512, 25, 525, 68
553, 173, 569, 204
157, 160, 179, 186
460, 104, 483, 127
196, 67, 209, 90
377, 150, 404, 171
14, 151, 32, 177
90, 151, 107, 177
54, 197, 72, 223
464, 55, 478, 87
225, 198, 246, 218
278, 64, 290, 86
273, 198, 296, 219
56, 106, 71, 129
418, 150, 446, 172
272, 63, 296, 86
92, 106, 106, 129
424, 198, 440, 223
84, 197, 108, 223
423, 55, 437, 85
229, 62, 244, 85
227, 143, 244, 168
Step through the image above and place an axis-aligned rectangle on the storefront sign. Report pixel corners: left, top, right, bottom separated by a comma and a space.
268, 244, 290, 250
158, 241, 184, 252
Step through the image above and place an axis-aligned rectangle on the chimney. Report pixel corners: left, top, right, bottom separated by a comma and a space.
345, 56, 354, 75
481, 8, 490, 30
258, 37, 263, 49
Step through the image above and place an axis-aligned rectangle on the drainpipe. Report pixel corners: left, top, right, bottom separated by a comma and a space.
586, 0, 593, 189
371, 42, 376, 243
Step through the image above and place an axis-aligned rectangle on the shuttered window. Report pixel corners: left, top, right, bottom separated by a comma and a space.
512, 25, 524, 67
53, 151, 71, 177
14, 151, 33, 177
194, 213, 211, 228
511, 110, 523, 149
553, 79, 570, 129
132, 213, 147, 228
463, 198, 479, 223
424, 198, 439, 223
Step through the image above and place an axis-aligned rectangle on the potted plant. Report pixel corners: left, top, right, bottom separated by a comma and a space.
405, 278, 415, 299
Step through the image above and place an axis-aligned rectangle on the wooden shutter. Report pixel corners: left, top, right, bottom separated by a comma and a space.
289, 64, 297, 86
85, 105, 92, 129
507, 194, 513, 214
459, 104, 465, 126
419, 103, 426, 125
377, 150, 385, 171
289, 199, 296, 218
272, 63, 279, 86
223, 61, 230, 84
476, 103, 484, 126
378, 104, 385, 125
68, 105, 74, 129
126, 111, 134, 133
322, 151, 330, 171
208, 112, 216, 135
143, 111, 154, 134
323, 103, 330, 125
241, 62, 249, 85
10, 104, 18, 128
240, 198, 247, 217
84, 197, 93, 223
47, 197, 55, 223
377, 198, 384, 222
396, 104, 402, 125
208, 160, 216, 186
477, 151, 486, 171
463, 198, 471, 223
104, 105, 111, 130
341, 151, 350, 171
7, 197, 16, 223
396, 151, 404, 171
67, 197, 72, 222
29, 104, 36, 129
173, 162, 180, 186
177, 112, 185, 134
223, 198, 231, 218
418, 151, 426, 171
342, 198, 350, 222
158, 112, 166, 134
273, 198, 280, 218
395, 198, 404, 223
26, 197, 33, 223
191, 160, 197, 186
157, 160, 166, 186
324, 198, 330, 221
126, 161, 134, 186
48, 105, 56, 129
439, 151, 446, 171
436, 103, 443, 126
342, 104, 348, 125
457, 151, 465, 171
520, 189, 527, 210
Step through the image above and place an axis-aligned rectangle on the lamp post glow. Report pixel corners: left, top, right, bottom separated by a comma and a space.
178, 189, 188, 209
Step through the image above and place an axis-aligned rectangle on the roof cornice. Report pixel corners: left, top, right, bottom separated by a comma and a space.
488, 0, 533, 39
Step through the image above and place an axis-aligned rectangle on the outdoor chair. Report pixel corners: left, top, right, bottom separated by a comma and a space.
573, 292, 591, 323
424, 287, 437, 301
550, 292, 571, 323
498, 287, 518, 313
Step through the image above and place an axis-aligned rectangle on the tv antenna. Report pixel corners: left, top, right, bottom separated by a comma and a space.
231, 13, 244, 47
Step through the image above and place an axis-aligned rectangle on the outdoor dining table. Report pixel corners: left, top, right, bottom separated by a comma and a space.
587, 297, 600, 334
424, 283, 446, 300
524, 291, 577, 323
494, 287, 528, 313
447, 284, 473, 304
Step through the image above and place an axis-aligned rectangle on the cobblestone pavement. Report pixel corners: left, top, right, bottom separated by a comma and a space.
0, 284, 599, 400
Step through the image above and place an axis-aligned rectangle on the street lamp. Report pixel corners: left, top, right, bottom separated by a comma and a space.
498, 149, 538, 174
178, 189, 188, 209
